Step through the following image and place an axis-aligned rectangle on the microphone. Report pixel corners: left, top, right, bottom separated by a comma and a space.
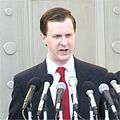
82, 81, 98, 116
68, 76, 78, 112
37, 74, 53, 116
55, 82, 66, 113
111, 80, 120, 94
22, 77, 41, 110
104, 72, 120, 94
99, 83, 118, 116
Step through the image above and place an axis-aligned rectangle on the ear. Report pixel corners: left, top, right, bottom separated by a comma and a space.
40, 33, 47, 45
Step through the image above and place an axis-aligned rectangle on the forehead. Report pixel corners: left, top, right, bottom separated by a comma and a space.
47, 18, 74, 33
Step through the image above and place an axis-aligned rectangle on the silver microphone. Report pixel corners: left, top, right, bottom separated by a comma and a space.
99, 83, 117, 115
37, 74, 53, 116
55, 82, 66, 112
68, 76, 78, 111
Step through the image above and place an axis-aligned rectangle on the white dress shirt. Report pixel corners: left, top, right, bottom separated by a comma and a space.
46, 55, 77, 119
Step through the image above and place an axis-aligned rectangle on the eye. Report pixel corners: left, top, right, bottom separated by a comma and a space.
65, 34, 72, 38
52, 34, 62, 39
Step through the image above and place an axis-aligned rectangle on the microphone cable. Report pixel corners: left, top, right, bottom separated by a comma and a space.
22, 109, 27, 120
22, 103, 32, 120
76, 113, 86, 120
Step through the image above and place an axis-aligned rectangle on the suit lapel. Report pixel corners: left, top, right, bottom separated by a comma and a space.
31, 60, 55, 118
46, 89, 56, 119
74, 58, 90, 103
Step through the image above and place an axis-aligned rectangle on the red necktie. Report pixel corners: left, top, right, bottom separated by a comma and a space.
56, 67, 70, 120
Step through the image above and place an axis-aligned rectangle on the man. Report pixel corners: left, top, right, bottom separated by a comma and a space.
116, 71, 120, 80
8, 7, 109, 119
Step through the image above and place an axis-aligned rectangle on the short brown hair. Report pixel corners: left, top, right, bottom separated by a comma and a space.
40, 7, 76, 35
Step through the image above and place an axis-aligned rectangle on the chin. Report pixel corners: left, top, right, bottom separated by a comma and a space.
59, 55, 70, 62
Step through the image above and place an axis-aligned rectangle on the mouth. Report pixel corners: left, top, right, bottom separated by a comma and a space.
59, 49, 69, 55
59, 49, 68, 51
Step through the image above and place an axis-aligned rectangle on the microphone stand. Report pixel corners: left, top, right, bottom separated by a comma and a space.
94, 111, 98, 120
55, 104, 63, 120
27, 103, 32, 120
89, 104, 94, 120
73, 111, 78, 120
89, 103, 98, 120
104, 101, 109, 120
59, 107, 63, 120
73, 104, 78, 120
43, 102, 47, 120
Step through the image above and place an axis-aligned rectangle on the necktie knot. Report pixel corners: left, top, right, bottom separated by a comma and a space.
56, 67, 65, 78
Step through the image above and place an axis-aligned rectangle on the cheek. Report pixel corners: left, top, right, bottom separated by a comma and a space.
47, 40, 58, 50
70, 39, 75, 47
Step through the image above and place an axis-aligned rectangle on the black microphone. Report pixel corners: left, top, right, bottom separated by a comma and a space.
82, 81, 98, 116
22, 77, 41, 110
104, 72, 120, 94
99, 83, 118, 116
37, 74, 53, 116
68, 76, 78, 112
55, 82, 66, 113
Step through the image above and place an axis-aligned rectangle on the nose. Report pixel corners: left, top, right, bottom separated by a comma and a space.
60, 36, 68, 46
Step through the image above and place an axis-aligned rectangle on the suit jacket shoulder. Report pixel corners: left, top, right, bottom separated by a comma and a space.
74, 57, 108, 81
115, 71, 120, 80
15, 60, 47, 81
8, 60, 47, 120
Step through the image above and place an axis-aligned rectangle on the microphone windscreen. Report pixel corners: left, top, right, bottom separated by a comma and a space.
82, 81, 96, 95
56, 82, 66, 91
44, 74, 53, 86
99, 83, 109, 94
28, 77, 41, 91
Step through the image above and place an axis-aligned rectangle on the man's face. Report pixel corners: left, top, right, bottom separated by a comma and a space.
41, 18, 76, 65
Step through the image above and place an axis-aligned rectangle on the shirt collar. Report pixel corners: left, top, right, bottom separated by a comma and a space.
46, 55, 75, 75
64, 55, 75, 75
46, 57, 58, 75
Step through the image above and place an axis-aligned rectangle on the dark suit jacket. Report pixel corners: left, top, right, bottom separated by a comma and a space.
116, 71, 120, 80
8, 57, 109, 120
